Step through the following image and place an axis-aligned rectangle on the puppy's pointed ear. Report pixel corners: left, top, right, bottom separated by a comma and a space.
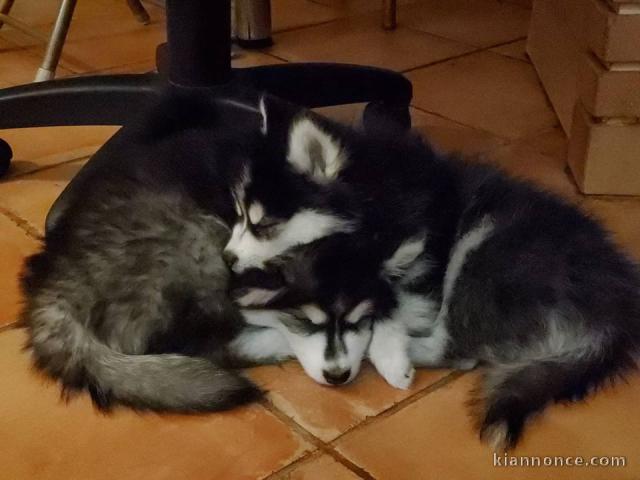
258, 95, 268, 135
257, 94, 301, 137
286, 116, 346, 182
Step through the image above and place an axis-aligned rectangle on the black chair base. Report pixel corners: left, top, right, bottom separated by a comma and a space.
0, 63, 411, 130
0, 63, 412, 177
0, 0, 413, 235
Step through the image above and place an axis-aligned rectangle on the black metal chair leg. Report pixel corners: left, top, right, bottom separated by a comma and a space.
0, 137, 11, 176
0, 0, 414, 181
0, 74, 162, 129
363, 101, 411, 131
0, 64, 411, 129
233, 63, 412, 109
233, 62, 412, 130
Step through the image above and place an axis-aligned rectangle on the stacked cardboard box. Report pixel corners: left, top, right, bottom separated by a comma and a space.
527, 0, 640, 195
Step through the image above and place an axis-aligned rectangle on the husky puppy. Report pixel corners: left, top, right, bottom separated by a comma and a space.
20, 94, 296, 413
225, 99, 640, 449
234, 242, 395, 386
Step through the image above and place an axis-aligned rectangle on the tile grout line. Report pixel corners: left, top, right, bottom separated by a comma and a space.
400, 35, 528, 75
488, 38, 532, 65
317, 445, 377, 480
263, 451, 325, 480
0, 204, 43, 240
7, 153, 93, 181
330, 370, 467, 445
76, 59, 158, 76
258, 398, 332, 479
272, 18, 339, 37
261, 370, 467, 479
260, 51, 290, 64
259, 397, 326, 450
409, 104, 513, 143
401, 46, 487, 74
259, 398, 376, 480
18, 42, 93, 76
0, 322, 18, 334
401, 26, 483, 51
0, 152, 92, 238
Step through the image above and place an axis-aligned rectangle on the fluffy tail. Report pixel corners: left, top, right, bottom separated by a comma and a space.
25, 300, 262, 413
472, 344, 637, 450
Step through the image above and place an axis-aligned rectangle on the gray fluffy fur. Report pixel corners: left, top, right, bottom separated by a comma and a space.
20, 95, 277, 412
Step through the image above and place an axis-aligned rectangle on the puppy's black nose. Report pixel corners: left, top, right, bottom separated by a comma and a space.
223, 250, 238, 269
323, 369, 351, 385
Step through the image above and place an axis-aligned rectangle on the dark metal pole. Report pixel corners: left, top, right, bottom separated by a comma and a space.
166, 0, 231, 87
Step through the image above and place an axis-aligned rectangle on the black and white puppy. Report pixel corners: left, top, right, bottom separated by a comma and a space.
19, 93, 303, 413
225, 97, 640, 450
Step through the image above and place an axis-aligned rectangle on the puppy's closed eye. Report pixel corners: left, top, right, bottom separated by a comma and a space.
344, 300, 374, 325
252, 217, 281, 236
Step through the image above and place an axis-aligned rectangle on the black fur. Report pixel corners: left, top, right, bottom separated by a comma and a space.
235, 102, 640, 448
19, 91, 280, 413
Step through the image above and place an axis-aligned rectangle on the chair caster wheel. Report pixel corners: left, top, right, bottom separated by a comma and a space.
0, 138, 12, 178
363, 101, 411, 131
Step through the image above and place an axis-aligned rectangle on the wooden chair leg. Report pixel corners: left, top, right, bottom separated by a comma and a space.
34, 0, 77, 82
0, 0, 16, 29
126, 0, 151, 25
382, 0, 397, 30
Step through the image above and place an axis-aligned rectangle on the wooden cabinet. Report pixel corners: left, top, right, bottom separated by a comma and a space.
528, 0, 640, 195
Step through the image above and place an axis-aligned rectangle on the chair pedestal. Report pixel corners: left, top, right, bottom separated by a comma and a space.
0, 0, 412, 185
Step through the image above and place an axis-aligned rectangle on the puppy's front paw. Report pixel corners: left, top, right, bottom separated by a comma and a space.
377, 358, 416, 390
369, 320, 416, 389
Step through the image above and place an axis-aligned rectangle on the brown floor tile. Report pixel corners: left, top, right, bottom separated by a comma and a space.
504, 0, 533, 8
0, 1, 164, 51
0, 0, 63, 27
490, 39, 530, 62
400, 0, 530, 48
0, 216, 40, 326
407, 51, 558, 139
272, 0, 340, 32
0, 25, 44, 48
0, 49, 74, 87
279, 452, 361, 479
58, 3, 165, 43
0, 25, 41, 49
518, 125, 568, 162
0, 328, 311, 480
11, 4, 164, 44
411, 108, 509, 156
11, 0, 158, 28
582, 196, 640, 262
54, 23, 166, 73
487, 141, 580, 200
0, 126, 117, 177
69, 0, 158, 21
232, 49, 286, 68
311, 0, 419, 17
249, 361, 451, 442
82, 48, 279, 74
86, 59, 157, 75
336, 372, 640, 480
269, 14, 474, 72
0, 36, 20, 52
0, 159, 87, 235
313, 103, 368, 126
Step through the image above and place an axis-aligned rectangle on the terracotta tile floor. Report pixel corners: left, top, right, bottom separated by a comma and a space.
1, 1, 639, 479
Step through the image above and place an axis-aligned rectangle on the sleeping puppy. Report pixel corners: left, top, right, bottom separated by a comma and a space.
224, 95, 640, 450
